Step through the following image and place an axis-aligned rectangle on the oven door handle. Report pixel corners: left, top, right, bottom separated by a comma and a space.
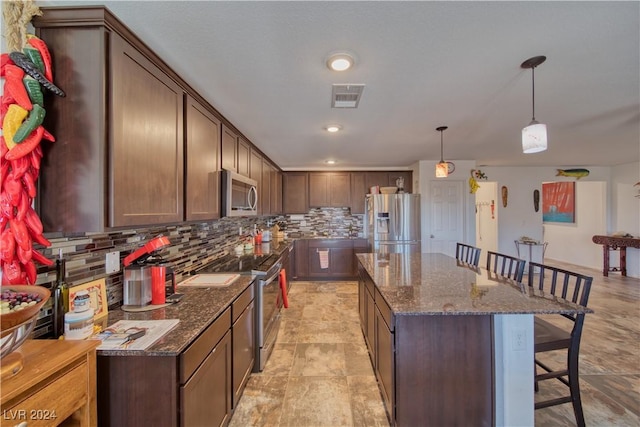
261, 262, 282, 286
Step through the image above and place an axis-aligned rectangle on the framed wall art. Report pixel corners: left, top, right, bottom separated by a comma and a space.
542, 182, 575, 223
69, 278, 109, 321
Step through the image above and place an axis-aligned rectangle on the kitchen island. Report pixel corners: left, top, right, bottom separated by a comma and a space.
356, 252, 590, 427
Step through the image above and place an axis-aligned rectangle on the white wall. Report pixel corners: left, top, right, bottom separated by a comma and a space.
475, 182, 498, 266
543, 181, 606, 267
611, 163, 640, 277
482, 163, 640, 278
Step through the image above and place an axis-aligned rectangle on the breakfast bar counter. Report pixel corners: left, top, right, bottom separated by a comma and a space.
356, 252, 587, 316
356, 252, 587, 427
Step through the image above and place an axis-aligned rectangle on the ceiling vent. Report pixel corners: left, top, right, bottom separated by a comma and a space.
331, 84, 365, 108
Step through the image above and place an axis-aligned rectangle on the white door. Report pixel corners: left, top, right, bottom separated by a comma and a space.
428, 180, 465, 257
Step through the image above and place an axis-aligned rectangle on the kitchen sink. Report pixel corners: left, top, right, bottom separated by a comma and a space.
177, 274, 240, 288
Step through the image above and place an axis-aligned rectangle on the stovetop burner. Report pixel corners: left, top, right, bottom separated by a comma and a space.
197, 253, 279, 275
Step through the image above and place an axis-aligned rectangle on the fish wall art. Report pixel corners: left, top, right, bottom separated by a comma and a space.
556, 168, 590, 180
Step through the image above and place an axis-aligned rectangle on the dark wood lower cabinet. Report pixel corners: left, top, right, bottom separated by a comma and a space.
365, 288, 376, 365
358, 266, 494, 426
97, 354, 178, 426
181, 330, 232, 427
97, 283, 257, 427
97, 308, 232, 427
375, 306, 394, 415
308, 240, 353, 279
296, 239, 369, 280
232, 298, 255, 407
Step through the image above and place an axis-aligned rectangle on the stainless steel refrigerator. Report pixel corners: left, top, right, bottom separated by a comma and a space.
364, 194, 421, 254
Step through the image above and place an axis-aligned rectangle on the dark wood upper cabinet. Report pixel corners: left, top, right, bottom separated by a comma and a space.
309, 172, 350, 208
185, 95, 221, 221
283, 172, 309, 214
350, 172, 367, 214
262, 161, 281, 216
308, 173, 328, 208
249, 150, 263, 215
111, 36, 184, 228
388, 171, 412, 193
237, 137, 251, 177
35, 6, 285, 232
272, 170, 283, 215
261, 159, 272, 215
35, 9, 184, 231
353, 171, 413, 214
364, 171, 412, 193
221, 125, 239, 173
364, 172, 390, 193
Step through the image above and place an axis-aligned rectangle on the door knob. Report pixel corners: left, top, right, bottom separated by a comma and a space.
430, 234, 434, 238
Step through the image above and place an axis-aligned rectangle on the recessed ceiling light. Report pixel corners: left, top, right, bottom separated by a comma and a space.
325, 160, 336, 165
325, 125, 342, 133
326, 53, 354, 71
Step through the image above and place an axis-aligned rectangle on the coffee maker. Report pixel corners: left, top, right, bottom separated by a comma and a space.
145, 255, 176, 297
122, 236, 173, 307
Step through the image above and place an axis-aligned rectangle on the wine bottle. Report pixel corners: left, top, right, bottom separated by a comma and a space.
53, 256, 67, 338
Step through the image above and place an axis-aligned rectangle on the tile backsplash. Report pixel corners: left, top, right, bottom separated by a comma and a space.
30, 208, 363, 337
283, 208, 363, 237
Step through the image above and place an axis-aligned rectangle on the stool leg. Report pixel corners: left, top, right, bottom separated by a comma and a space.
568, 348, 586, 427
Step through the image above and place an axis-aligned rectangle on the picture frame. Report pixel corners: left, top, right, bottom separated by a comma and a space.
69, 278, 109, 321
542, 182, 575, 223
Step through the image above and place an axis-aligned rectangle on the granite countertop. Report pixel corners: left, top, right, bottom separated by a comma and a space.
356, 252, 592, 316
98, 240, 294, 357
286, 232, 364, 240
98, 274, 254, 357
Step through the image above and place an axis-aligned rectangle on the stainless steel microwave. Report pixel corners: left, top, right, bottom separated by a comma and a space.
222, 170, 258, 217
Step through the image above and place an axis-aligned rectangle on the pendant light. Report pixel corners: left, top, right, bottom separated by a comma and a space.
435, 126, 448, 178
521, 56, 547, 153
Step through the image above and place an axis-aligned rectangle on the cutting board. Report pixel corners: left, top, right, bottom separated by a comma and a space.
178, 274, 240, 288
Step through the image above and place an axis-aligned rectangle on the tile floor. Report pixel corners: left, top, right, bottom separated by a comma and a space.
229, 260, 639, 427
229, 280, 389, 427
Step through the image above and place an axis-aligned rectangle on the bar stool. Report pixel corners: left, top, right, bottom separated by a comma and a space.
486, 251, 526, 282
528, 262, 593, 427
455, 243, 481, 267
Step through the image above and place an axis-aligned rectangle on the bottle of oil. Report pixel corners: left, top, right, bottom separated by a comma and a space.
53, 253, 68, 338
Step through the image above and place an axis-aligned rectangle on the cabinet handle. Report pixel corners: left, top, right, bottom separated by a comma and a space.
248, 185, 258, 210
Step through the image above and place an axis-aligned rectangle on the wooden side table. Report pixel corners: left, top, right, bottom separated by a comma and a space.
592, 235, 640, 276
1, 339, 99, 427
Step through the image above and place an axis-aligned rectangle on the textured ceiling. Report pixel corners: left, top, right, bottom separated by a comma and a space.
38, 1, 640, 170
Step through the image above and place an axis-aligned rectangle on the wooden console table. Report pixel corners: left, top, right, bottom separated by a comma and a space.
592, 235, 640, 276
1, 339, 99, 427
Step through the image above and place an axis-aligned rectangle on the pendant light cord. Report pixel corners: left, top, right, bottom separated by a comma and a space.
440, 130, 444, 162
531, 66, 536, 121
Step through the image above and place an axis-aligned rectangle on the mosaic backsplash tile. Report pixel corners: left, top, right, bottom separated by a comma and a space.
29, 209, 363, 337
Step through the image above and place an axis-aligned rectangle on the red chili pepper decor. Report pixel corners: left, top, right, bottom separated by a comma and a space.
1, 11, 62, 283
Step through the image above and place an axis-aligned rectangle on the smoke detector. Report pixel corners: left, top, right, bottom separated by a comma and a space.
331, 84, 365, 108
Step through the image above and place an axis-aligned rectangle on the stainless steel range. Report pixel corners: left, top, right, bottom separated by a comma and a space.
197, 244, 291, 372
253, 258, 284, 371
